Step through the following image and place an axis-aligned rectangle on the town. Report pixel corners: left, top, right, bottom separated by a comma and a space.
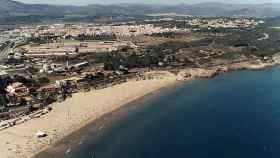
0, 16, 278, 130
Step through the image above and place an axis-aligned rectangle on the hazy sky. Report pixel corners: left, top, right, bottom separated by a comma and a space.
15, 0, 280, 6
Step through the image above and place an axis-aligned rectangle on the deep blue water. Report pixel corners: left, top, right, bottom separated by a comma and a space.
63, 67, 280, 158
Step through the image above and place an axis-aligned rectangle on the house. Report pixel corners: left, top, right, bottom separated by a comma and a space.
6, 82, 29, 97
38, 84, 57, 94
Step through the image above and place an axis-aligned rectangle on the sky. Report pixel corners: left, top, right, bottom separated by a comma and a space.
15, 0, 280, 6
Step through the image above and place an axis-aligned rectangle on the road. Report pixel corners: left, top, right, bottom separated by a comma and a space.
257, 33, 269, 41
0, 41, 14, 63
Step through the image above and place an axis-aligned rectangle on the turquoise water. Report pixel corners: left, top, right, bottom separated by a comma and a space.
39, 66, 280, 158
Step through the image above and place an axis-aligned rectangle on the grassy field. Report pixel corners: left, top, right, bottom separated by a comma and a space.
61, 39, 81, 44
133, 34, 205, 48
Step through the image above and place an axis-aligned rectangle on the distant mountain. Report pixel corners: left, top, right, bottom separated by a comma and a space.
1, 0, 280, 21
71, 3, 280, 17
0, 0, 79, 17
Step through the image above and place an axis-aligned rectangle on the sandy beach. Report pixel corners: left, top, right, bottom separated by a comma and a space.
0, 72, 177, 158
0, 58, 278, 158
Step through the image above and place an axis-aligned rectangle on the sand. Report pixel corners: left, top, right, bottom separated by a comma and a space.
0, 73, 177, 158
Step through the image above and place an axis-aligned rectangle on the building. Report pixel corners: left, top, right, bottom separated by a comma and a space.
6, 82, 29, 97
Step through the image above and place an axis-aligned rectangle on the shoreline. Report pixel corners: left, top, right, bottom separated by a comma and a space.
0, 59, 279, 158
0, 72, 178, 158
34, 79, 181, 158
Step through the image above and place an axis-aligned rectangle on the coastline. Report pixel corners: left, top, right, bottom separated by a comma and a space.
0, 58, 279, 158
0, 72, 178, 158
34, 78, 181, 158
36, 61, 280, 158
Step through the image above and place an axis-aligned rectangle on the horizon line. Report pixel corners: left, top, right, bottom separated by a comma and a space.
13, 1, 280, 7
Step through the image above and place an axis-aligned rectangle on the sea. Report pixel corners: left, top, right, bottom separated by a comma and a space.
36, 66, 280, 158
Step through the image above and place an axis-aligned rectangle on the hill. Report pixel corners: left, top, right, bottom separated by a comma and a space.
1, 0, 280, 24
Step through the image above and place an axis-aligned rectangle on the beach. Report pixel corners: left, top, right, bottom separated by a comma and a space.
0, 58, 278, 158
0, 72, 177, 158
35, 65, 280, 158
